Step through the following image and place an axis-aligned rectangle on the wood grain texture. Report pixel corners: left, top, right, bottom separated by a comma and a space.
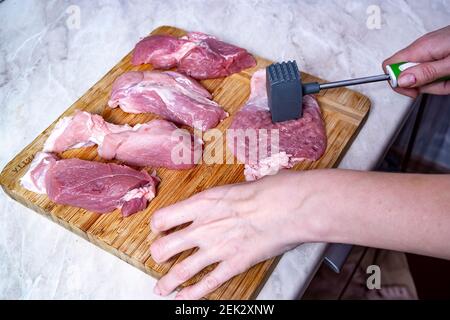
0, 26, 370, 300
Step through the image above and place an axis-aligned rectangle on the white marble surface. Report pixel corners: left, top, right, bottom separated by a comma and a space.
0, 0, 448, 300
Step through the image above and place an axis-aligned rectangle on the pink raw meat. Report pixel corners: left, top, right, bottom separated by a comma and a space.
20, 152, 58, 193
20, 152, 159, 217
131, 35, 196, 69
132, 32, 257, 80
108, 71, 227, 131
44, 110, 202, 169
44, 111, 128, 153
98, 120, 202, 169
228, 69, 327, 180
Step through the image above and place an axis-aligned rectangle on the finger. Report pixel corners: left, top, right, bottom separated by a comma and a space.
154, 252, 219, 296
392, 86, 419, 98
380, 64, 419, 97
383, 50, 410, 72
382, 31, 449, 71
150, 195, 205, 233
382, 44, 426, 72
175, 260, 242, 300
151, 186, 235, 233
419, 80, 450, 95
150, 228, 198, 263
397, 56, 450, 88
382, 46, 425, 71
151, 206, 195, 234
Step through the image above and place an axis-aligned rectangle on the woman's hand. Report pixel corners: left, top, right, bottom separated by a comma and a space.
149, 168, 450, 299
383, 25, 450, 98
149, 170, 316, 300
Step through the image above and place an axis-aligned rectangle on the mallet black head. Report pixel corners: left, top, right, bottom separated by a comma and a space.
266, 60, 303, 123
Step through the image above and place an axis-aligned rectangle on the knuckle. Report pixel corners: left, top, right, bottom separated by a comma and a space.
233, 260, 250, 274
420, 64, 438, 82
414, 37, 427, 47
220, 260, 238, 278
224, 242, 241, 257
413, 35, 433, 50
227, 256, 252, 275
202, 185, 233, 201
200, 188, 222, 201
204, 275, 219, 290
150, 240, 165, 262
173, 263, 191, 282
190, 193, 214, 208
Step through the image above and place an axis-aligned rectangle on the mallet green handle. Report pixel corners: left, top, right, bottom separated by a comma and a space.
386, 62, 450, 87
302, 62, 450, 94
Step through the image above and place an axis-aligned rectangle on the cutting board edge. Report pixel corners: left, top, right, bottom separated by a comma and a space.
0, 181, 165, 280
330, 98, 371, 168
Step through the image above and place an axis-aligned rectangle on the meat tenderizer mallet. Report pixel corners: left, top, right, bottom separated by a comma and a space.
266, 61, 450, 123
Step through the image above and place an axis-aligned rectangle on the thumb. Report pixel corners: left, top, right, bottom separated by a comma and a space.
398, 56, 450, 88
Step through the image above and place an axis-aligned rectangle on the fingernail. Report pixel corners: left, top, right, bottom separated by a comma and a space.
398, 73, 416, 87
153, 285, 161, 295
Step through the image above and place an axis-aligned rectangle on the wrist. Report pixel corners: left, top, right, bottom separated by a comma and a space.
291, 169, 338, 244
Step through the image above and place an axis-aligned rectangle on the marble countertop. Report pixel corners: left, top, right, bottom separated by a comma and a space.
0, 0, 448, 300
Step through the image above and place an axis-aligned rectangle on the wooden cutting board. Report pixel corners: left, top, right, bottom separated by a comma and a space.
0, 26, 370, 299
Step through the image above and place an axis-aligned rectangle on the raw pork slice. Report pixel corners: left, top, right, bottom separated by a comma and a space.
20, 152, 58, 193
44, 110, 202, 169
44, 111, 128, 153
132, 32, 257, 79
108, 71, 227, 131
228, 69, 327, 180
98, 120, 202, 169
20, 152, 159, 216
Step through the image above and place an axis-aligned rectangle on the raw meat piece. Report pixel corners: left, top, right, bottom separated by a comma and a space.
44, 111, 129, 153
178, 32, 257, 79
108, 71, 227, 131
20, 152, 58, 193
228, 69, 327, 180
131, 35, 196, 69
132, 32, 257, 79
21, 152, 159, 216
98, 120, 202, 169
44, 110, 202, 169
